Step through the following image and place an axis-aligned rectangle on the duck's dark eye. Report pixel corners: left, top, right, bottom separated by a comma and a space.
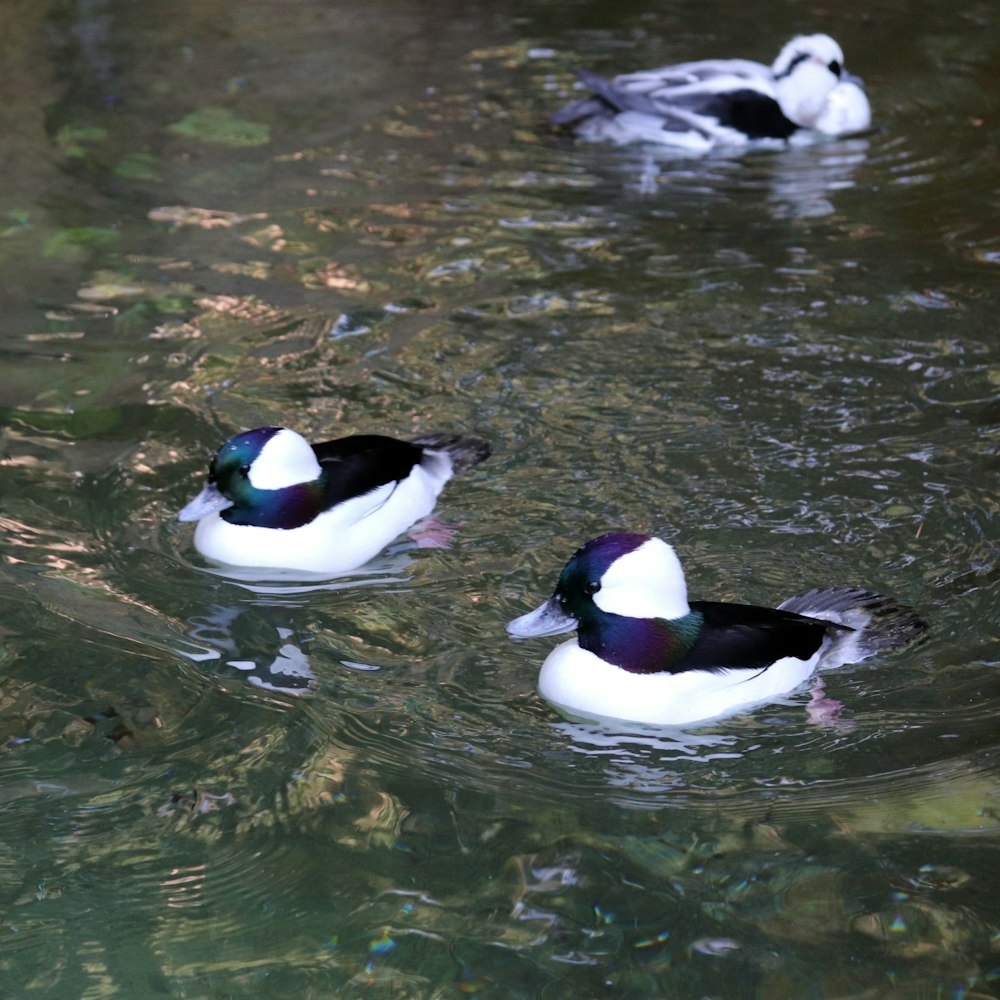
584, 580, 601, 596
238, 464, 251, 478
828, 59, 842, 77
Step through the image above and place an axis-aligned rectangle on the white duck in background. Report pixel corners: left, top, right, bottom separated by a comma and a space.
550, 34, 871, 152
507, 532, 924, 727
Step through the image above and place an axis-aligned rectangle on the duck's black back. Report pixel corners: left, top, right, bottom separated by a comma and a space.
676, 601, 844, 673
314, 435, 423, 507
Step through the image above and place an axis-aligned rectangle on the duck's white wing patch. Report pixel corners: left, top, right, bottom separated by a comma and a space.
650, 71, 774, 101
621, 57, 769, 88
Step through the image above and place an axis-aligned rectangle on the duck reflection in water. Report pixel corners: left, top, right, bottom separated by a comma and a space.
765, 136, 870, 218
620, 136, 870, 219
176, 548, 415, 695
182, 602, 316, 695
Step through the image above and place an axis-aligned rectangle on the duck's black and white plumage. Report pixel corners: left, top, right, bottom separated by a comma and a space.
550, 34, 871, 152
178, 427, 490, 574
507, 533, 924, 727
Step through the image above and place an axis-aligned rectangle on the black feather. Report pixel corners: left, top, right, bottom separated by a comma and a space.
702, 89, 798, 139
675, 600, 841, 673
313, 435, 423, 508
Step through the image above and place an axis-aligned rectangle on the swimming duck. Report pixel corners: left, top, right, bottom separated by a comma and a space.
550, 34, 871, 152
507, 532, 924, 727
178, 426, 490, 574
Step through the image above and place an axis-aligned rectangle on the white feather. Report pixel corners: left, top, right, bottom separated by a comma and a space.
247, 429, 321, 489
594, 538, 690, 620
538, 640, 823, 727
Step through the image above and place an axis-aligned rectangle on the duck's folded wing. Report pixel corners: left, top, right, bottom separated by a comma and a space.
552, 59, 787, 138
550, 69, 717, 134
313, 435, 423, 506
616, 59, 772, 97
572, 69, 666, 115
678, 601, 848, 673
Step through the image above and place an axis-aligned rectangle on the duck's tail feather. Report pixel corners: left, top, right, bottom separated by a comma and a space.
573, 70, 665, 116
550, 70, 663, 127
549, 95, 609, 127
410, 433, 491, 473
779, 587, 926, 664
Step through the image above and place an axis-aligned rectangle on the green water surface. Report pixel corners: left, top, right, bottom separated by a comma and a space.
0, 0, 998, 996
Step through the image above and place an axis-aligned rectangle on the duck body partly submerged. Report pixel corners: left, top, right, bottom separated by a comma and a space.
178, 427, 489, 575
507, 533, 924, 727
550, 34, 871, 152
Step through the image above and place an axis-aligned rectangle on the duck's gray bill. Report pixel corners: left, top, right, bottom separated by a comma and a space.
506, 597, 577, 638
177, 483, 233, 522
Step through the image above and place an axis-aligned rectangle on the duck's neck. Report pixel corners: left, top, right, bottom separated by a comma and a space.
578, 610, 704, 675
222, 481, 323, 529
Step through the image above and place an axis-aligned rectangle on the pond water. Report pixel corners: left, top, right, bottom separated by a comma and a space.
1, 0, 998, 996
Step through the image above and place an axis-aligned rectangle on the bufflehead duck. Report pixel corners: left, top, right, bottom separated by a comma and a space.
507, 532, 924, 727
178, 426, 489, 574
550, 34, 871, 152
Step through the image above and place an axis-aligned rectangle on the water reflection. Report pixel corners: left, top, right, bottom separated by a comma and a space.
552, 720, 743, 795
593, 135, 870, 219
184, 604, 317, 694
178, 552, 416, 694
765, 137, 871, 218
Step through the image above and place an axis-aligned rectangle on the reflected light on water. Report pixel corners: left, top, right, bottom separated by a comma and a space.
0, 0, 996, 997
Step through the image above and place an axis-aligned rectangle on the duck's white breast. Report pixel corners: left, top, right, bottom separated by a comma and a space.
537, 640, 825, 727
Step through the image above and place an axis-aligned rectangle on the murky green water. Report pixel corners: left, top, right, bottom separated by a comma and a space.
1, 0, 998, 995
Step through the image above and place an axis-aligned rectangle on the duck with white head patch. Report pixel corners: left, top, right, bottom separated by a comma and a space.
550, 34, 871, 152
507, 533, 924, 727
178, 427, 489, 575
